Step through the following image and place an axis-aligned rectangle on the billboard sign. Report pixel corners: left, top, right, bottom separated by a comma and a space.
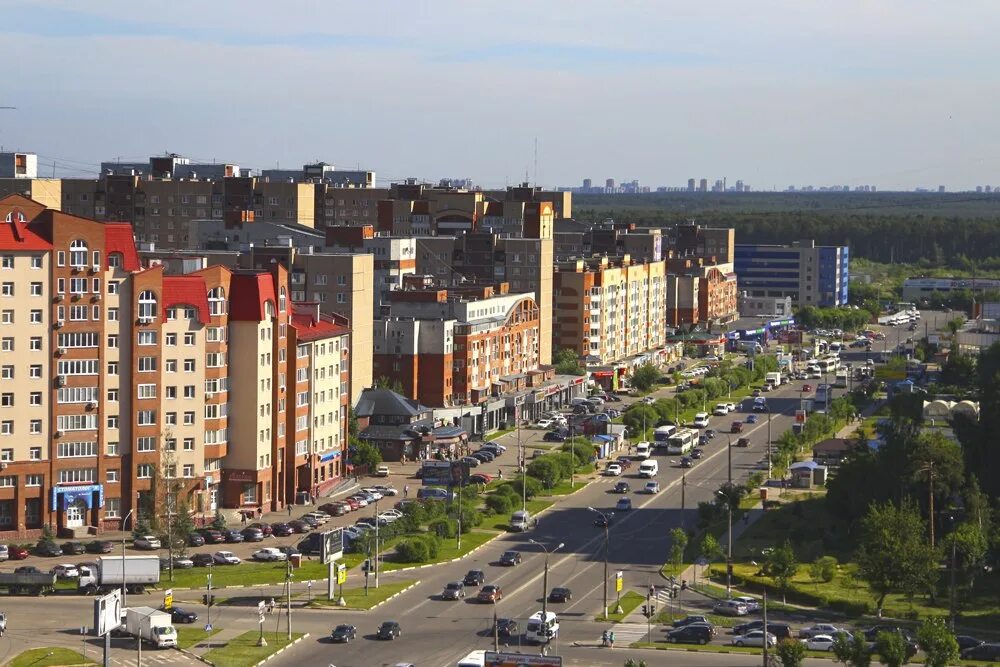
93, 589, 122, 637
320, 528, 344, 564
484, 653, 562, 666
420, 460, 470, 488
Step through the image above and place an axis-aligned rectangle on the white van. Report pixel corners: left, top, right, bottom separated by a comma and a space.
638, 459, 659, 478
457, 650, 486, 667
510, 510, 533, 532
525, 611, 559, 644
693, 412, 710, 428
634, 441, 651, 460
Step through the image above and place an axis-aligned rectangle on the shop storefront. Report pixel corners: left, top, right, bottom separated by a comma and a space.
50, 484, 105, 533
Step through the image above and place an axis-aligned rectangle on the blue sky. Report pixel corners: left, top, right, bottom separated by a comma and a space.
2, 0, 997, 190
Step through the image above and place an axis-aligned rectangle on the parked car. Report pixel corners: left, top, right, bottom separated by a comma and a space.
802, 634, 839, 651
713, 600, 749, 616
36, 541, 63, 557
198, 529, 224, 544
375, 465, 391, 477
376, 621, 401, 640
612, 481, 630, 494
955, 635, 984, 652
8, 545, 28, 560
464, 570, 486, 586
270, 523, 294, 537
732, 596, 760, 613
731, 630, 777, 648
287, 520, 311, 534
543, 431, 566, 442
547, 587, 572, 603
373, 485, 398, 496
61, 542, 86, 555
86, 540, 115, 554
330, 624, 357, 643
161, 555, 195, 570
441, 581, 466, 600
319, 502, 349, 517
240, 527, 264, 542
478, 585, 503, 603
673, 615, 711, 628
187, 533, 206, 547
249, 522, 274, 536
252, 548, 288, 562
667, 623, 714, 644
212, 551, 241, 565
962, 643, 1000, 661
499, 551, 522, 566
799, 624, 846, 639
461, 456, 481, 468
469, 474, 493, 485
191, 553, 215, 567
222, 530, 244, 544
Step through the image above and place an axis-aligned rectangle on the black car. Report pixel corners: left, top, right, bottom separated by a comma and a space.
222, 530, 244, 543
733, 620, 765, 635
288, 520, 311, 534
299, 515, 320, 528
612, 482, 630, 494
187, 533, 206, 547
547, 587, 572, 603
593, 513, 613, 528
499, 551, 522, 566
330, 624, 357, 643
61, 541, 86, 555
861, 625, 913, 642
698, 434, 710, 446
376, 621, 401, 640
241, 527, 264, 542
270, 523, 295, 537
962, 643, 1000, 661
704, 429, 717, 439
15, 566, 41, 574
277, 546, 301, 558
667, 623, 714, 645
463, 570, 485, 586
543, 431, 566, 442
470, 452, 491, 464
955, 635, 984, 652
680, 457, 693, 468
191, 553, 215, 567
691, 448, 704, 459
297, 533, 323, 555
496, 618, 518, 638
35, 541, 62, 557
164, 606, 198, 624
85, 540, 114, 554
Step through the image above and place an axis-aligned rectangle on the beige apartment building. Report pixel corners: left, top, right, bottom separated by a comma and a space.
554, 255, 668, 366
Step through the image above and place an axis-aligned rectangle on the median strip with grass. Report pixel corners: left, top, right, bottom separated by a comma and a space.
176, 625, 222, 650
382, 529, 498, 571
306, 579, 417, 609
595, 590, 645, 622
8, 648, 95, 667
202, 631, 304, 667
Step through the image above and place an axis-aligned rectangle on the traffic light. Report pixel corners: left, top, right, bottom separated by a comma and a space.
362, 559, 371, 572
202, 594, 215, 606
641, 604, 648, 616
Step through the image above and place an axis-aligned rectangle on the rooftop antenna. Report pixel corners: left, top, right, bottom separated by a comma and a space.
533, 136, 538, 187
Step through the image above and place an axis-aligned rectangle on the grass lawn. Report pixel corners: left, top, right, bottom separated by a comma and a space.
202, 631, 304, 667
595, 590, 644, 622
8, 648, 95, 667
381, 530, 499, 571
660, 562, 688, 578
176, 625, 221, 650
633, 641, 834, 660
654, 610, 740, 628
306, 579, 416, 609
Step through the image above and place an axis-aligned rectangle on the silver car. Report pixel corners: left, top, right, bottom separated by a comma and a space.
731, 630, 777, 648
440, 581, 466, 600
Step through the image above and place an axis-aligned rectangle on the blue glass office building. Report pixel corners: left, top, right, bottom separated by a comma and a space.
734, 241, 848, 307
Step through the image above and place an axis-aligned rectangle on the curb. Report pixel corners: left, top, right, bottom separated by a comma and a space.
251, 632, 310, 667
176, 647, 215, 665
302, 580, 420, 611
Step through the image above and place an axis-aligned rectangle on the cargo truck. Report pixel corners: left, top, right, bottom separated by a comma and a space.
78, 556, 160, 595
0, 570, 57, 596
124, 607, 177, 648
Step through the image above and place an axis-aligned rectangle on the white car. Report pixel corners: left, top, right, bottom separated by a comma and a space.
643, 481, 660, 494
713, 404, 729, 416
375, 464, 390, 477
51, 563, 80, 578
361, 488, 384, 500
536, 419, 554, 429
213, 551, 241, 565
731, 630, 777, 648
725, 402, 737, 412
605, 463, 623, 476
134, 535, 161, 550
252, 548, 287, 562
732, 596, 760, 612
304, 512, 329, 524
0, 545, 9, 561
373, 485, 398, 496
799, 623, 846, 639
802, 634, 839, 651
693, 412, 710, 428
377, 511, 402, 523
484, 441, 507, 452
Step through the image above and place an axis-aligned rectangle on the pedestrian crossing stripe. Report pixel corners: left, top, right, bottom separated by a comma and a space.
601, 622, 652, 644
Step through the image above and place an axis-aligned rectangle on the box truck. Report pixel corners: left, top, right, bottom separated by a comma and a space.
124, 607, 177, 648
79, 556, 160, 595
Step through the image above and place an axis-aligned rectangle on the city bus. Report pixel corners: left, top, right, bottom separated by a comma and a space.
833, 368, 849, 388
816, 356, 841, 373
814, 383, 831, 410
666, 428, 697, 455
653, 425, 676, 448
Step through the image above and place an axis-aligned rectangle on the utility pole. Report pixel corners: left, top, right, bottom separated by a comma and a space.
761, 588, 769, 667
766, 407, 772, 478
493, 599, 499, 652
285, 558, 292, 641
374, 497, 380, 588
680, 471, 686, 530
927, 463, 935, 548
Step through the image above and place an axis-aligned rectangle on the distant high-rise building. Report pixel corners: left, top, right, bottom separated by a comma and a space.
606, 178, 616, 191
687, 178, 696, 192
938, 185, 946, 193
582, 178, 592, 191
977, 186, 984, 193
699, 178, 708, 193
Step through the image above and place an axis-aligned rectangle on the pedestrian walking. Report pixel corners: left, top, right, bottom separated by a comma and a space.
287, 504, 293, 517
498, 468, 503, 480
257, 506, 263, 520
403, 485, 409, 498
241, 512, 247, 526
602, 630, 609, 647
609, 631, 615, 649
268, 598, 276, 614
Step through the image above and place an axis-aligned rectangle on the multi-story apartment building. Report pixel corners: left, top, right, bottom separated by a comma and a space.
734, 240, 849, 307
554, 256, 667, 366
673, 223, 735, 264
0, 152, 37, 179
665, 257, 739, 327
0, 194, 351, 539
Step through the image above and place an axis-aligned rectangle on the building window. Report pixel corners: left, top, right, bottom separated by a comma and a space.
136, 464, 153, 479
25, 474, 42, 487
184, 359, 195, 372
29, 420, 41, 434
183, 385, 195, 399
107, 469, 119, 483
105, 498, 121, 518
165, 333, 176, 346
137, 410, 156, 426
183, 437, 194, 451
184, 332, 195, 346
107, 441, 119, 456
165, 359, 177, 372
136, 437, 155, 452
29, 447, 41, 460
183, 411, 195, 425
138, 356, 157, 372
137, 290, 157, 321
107, 415, 118, 429
69, 240, 88, 267
208, 287, 226, 316
138, 331, 157, 346
29, 337, 41, 351
59, 468, 96, 484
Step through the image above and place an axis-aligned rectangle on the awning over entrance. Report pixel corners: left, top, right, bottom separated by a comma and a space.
50, 484, 104, 511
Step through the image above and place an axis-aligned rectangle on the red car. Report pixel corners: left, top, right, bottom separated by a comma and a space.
731, 421, 744, 433
8, 545, 29, 560
342, 498, 360, 511
802, 384, 813, 392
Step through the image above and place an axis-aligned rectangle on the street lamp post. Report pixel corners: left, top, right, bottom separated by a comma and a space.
766, 407, 772, 478
717, 490, 733, 597
530, 540, 564, 620
587, 507, 611, 619
121, 509, 135, 609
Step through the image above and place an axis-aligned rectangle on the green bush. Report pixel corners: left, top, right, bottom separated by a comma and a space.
396, 537, 430, 563
421, 534, 440, 559
560, 441, 591, 467
505, 476, 543, 500
494, 483, 518, 498
485, 494, 512, 515
428, 517, 457, 539
527, 457, 560, 489
809, 556, 838, 583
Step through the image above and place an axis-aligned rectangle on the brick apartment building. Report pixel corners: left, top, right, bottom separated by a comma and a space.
0, 194, 350, 539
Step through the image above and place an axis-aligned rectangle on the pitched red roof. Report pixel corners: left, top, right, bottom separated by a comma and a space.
104, 224, 140, 271
228, 272, 277, 321
162, 275, 210, 325
291, 306, 349, 342
0, 210, 52, 251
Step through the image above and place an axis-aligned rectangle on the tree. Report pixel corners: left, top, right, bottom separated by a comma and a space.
630, 363, 661, 392
375, 376, 404, 393
875, 631, 909, 667
669, 527, 688, 571
856, 500, 939, 616
915, 618, 958, 667
776, 637, 808, 667
553, 347, 584, 375
766, 540, 799, 602
526, 457, 560, 489
622, 404, 658, 438
809, 556, 838, 584
352, 440, 383, 469
347, 406, 359, 438
832, 631, 872, 667
700, 534, 724, 563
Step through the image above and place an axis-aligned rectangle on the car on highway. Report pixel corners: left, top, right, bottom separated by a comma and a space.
731, 421, 744, 433
536, 419, 555, 429
691, 448, 703, 459
543, 431, 566, 442
860, 625, 913, 642
612, 481, 630, 494
463, 570, 485, 586
802, 634, 840, 651
86, 540, 115, 554
731, 630, 777, 647
376, 620, 401, 640
644, 481, 660, 494
133, 536, 160, 550
330, 624, 357, 643
713, 404, 730, 416
439, 581, 466, 600
499, 551, 522, 566
802, 384, 813, 392
698, 434, 710, 446
962, 643, 1000, 661
666, 623, 714, 644
495, 618, 518, 638
746, 414, 758, 424
615, 456, 633, 470
680, 457, 693, 468
375, 464, 391, 477
191, 553, 215, 567
605, 463, 622, 476
672, 615, 710, 628
713, 599, 749, 616
955, 635, 984, 652
547, 587, 572, 603
732, 596, 760, 612
736, 437, 751, 447
478, 585, 503, 603
693, 412, 710, 428
252, 548, 287, 562
50, 563, 80, 579
615, 497, 632, 511
212, 551, 241, 565
164, 607, 198, 624
799, 623, 846, 639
